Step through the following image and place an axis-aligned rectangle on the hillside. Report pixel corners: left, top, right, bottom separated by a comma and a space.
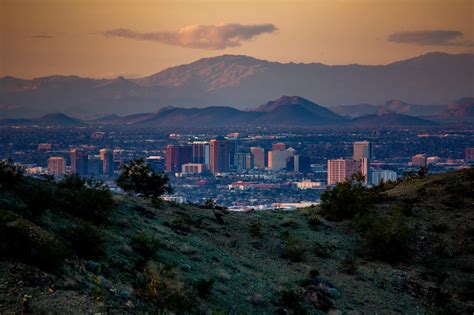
1, 52, 473, 117
1, 162, 473, 313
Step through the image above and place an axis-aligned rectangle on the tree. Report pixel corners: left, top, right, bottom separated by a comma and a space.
0, 159, 24, 189
116, 159, 172, 205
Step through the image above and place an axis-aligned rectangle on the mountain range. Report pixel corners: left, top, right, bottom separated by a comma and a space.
1, 52, 473, 119
0, 96, 451, 128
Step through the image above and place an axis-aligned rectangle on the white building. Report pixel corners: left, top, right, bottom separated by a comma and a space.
372, 170, 397, 186
268, 147, 296, 171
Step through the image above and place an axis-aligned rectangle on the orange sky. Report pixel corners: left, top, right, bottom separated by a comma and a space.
1, 0, 473, 79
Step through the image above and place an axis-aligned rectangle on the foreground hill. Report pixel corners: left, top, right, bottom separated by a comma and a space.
1, 52, 473, 117
1, 164, 473, 313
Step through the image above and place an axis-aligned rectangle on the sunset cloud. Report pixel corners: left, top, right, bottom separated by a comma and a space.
388, 30, 474, 47
103, 23, 277, 50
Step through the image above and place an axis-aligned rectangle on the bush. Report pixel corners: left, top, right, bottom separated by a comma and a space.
250, 219, 262, 237
0, 209, 69, 271
281, 235, 308, 262
339, 256, 357, 274
320, 180, 375, 221
116, 159, 172, 205
307, 212, 322, 230
0, 159, 24, 189
62, 222, 106, 260
141, 261, 194, 312
195, 278, 214, 299
361, 210, 415, 264
131, 232, 160, 260
278, 289, 304, 313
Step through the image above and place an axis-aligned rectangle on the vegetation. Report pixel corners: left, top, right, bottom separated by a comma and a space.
116, 159, 172, 205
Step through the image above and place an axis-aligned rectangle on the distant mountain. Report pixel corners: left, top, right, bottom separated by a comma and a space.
331, 104, 381, 118
1, 52, 472, 117
435, 98, 474, 122
0, 113, 84, 126
349, 108, 438, 127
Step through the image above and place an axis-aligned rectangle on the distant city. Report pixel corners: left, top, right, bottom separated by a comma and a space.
2, 126, 473, 210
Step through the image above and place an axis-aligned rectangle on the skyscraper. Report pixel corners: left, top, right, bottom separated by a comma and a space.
192, 141, 210, 164
465, 148, 474, 162
210, 137, 230, 174
353, 141, 372, 185
166, 144, 192, 173
100, 148, 114, 176
250, 147, 265, 170
47, 157, 66, 175
272, 142, 287, 151
268, 147, 296, 171
327, 159, 364, 185
70, 148, 88, 176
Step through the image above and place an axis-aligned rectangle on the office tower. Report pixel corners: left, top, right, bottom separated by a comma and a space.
210, 137, 230, 174
245, 153, 254, 170
234, 153, 246, 171
465, 148, 474, 162
372, 170, 397, 186
100, 148, 114, 176
88, 155, 103, 176
250, 147, 265, 170
146, 156, 165, 172
354, 141, 372, 184
70, 148, 88, 176
327, 159, 364, 185
166, 144, 192, 173
293, 155, 312, 173
47, 157, 66, 175
411, 154, 427, 167
268, 147, 296, 171
353, 141, 373, 159
192, 141, 210, 164
272, 142, 287, 151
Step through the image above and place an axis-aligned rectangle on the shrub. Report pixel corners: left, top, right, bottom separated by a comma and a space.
195, 278, 214, 299
281, 235, 308, 262
116, 159, 172, 205
141, 261, 194, 312
278, 289, 304, 313
307, 212, 322, 230
361, 210, 415, 264
339, 256, 357, 274
320, 180, 375, 221
250, 219, 262, 237
0, 209, 69, 271
0, 159, 25, 189
62, 222, 106, 260
131, 232, 160, 260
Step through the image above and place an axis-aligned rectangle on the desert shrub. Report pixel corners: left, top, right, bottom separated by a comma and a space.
281, 235, 308, 262
278, 289, 305, 313
361, 210, 415, 264
250, 219, 262, 237
309, 268, 320, 278
141, 261, 194, 312
131, 232, 160, 260
339, 256, 357, 274
314, 242, 332, 258
430, 223, 449, 233
62, 222, 106, 260
56, 174, 114, 223
0, 209, 69, 271
195, 278, 214, 299
116, 159, 172, 205
0, 159, 25, 189
169, 217, 192, 232
320, 180, 375, 221
307, 212, 322, 230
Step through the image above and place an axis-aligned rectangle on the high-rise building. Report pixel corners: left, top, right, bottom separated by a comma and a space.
465, 148, 474, 162
293, 155, 312, 173
166, 145, 192, 173
47, 157, 66, 175
38, 143, 52, 151
268, 147, 296, 171
70, 148, 88, 176
88, 155, 103, 176
411, 154, 427, 167
192, 141, 210, 164
272, 142, 287, 151
327, 159, 364, 185
353, 141, 373, 159
146, 156, 165, 172
250, 147, 265, 170
228, 140, 237, 167
210, 137, 230, 174
181, 163, 207, 175
353, 141, 372, 185
100, 148, 114, 176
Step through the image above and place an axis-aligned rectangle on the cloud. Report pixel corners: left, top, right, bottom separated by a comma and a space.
103, 23, 277, 50
388, 30, 474, 47
30, 34, 54, 39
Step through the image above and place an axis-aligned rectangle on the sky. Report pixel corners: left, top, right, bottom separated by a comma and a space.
1, 0, 473, 79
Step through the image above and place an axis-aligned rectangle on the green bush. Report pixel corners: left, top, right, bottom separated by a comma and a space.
281, 235, 308, 262
131, 232, 160, 260
320, 180, 375, 221
361, 210, 415, 264
62, 222, 106, 260
339, 256, 357, 274
195, 278, 214, 299
0, 209, 69, 271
